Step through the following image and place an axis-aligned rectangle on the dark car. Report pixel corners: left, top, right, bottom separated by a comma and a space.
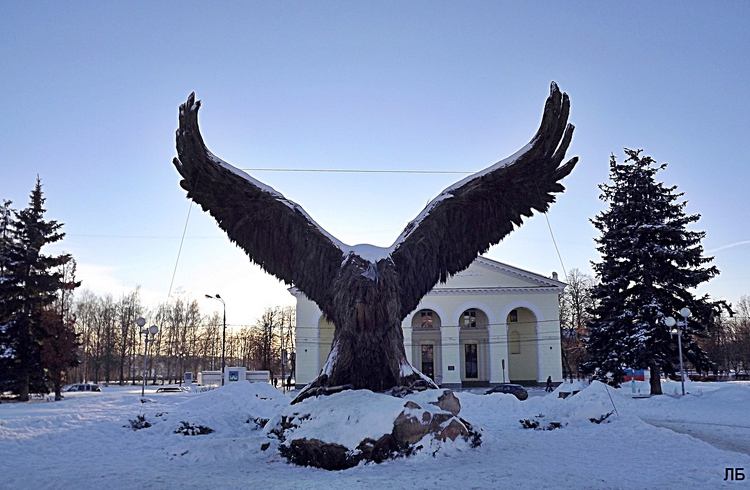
485, 383, 528, 400
64, 383, 101, 393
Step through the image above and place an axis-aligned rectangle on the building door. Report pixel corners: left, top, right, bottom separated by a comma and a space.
421, 344, 435, 380
464, 343, 478, 379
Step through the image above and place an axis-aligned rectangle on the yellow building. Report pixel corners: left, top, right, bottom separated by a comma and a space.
292, 256, 565, 389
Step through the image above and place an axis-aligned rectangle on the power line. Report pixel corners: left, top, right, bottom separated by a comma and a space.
67, 234, 220, 239
240, 168, 473, 175
294, 335, 563, 349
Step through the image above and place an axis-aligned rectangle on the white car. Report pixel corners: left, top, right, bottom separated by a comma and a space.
64, 384, 102, 393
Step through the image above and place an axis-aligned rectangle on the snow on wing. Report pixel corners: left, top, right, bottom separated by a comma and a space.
172, 93, 344, 309
390, 82, 578, 318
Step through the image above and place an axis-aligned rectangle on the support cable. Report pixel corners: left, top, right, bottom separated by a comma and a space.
168, 200, 194, 298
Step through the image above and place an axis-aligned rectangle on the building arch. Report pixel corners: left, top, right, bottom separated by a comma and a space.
452, 300, 497, 327
457, 306, 490, 386
405, 302, 449, 328
505, 305, 539, 383
500, 300, 545, 324
409, 307, 443, 383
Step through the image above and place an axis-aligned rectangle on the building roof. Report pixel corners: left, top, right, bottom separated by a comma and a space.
289, 256, 566, 298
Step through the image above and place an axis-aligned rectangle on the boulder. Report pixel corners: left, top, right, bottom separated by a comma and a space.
393, 408, 431, 445
435, 418, 469, 442
266, 388, 481, 470
431, 390, 461, 416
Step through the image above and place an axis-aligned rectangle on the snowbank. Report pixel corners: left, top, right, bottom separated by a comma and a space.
148, 380, 289, 436
1, 381, 749, 488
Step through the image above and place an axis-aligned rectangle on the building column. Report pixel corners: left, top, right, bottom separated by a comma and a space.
489, 322, 509, 384
440, 324, 461, 388
294, 318, 319, 386
402, 322, 413, 365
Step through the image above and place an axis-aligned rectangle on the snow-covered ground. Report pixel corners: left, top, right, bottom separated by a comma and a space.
1, 380, 748, 489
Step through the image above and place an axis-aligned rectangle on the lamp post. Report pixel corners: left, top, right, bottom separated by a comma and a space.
138, 317, 159, 397
205, 294, 226, 385
178, 351, 186, 387
665, 307, 691, 396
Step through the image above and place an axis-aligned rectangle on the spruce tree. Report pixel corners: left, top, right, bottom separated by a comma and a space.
0, 178, 79, 400
0, 200, 16, 389
584, 149, 729, 395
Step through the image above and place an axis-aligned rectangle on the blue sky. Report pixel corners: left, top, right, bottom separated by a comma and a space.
1, 2, 748, 326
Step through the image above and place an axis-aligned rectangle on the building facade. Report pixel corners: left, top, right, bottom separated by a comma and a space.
291, 257, 565, 389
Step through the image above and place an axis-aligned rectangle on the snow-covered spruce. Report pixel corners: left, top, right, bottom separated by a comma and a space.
173, 420, 214, 436
584, 149, 730, 394
124, 414, 151, 430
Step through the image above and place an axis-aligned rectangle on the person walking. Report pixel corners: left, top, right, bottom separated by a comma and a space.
545, 376, 553, 392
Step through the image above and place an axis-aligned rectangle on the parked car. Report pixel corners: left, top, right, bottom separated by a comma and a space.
155, 387, 187, 393
485, 383, 528, 400
64, 384, 102, 393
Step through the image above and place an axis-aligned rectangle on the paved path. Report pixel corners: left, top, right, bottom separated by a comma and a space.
642, 418, 750, 456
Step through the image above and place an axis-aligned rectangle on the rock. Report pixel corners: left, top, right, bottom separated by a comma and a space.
356, 434, 400, 463
428, 412, 454, 434
393, 409, 430, 445
430, 390, 461, 416
435, 419, 469, 442
280, 438, 353, 471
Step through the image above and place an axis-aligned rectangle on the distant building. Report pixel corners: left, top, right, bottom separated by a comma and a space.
291, 256, 565, 389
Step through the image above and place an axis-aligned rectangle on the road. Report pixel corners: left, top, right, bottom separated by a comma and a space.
642, 418, 750, 456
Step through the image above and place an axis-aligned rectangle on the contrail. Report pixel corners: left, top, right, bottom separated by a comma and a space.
706, 240, 750, 253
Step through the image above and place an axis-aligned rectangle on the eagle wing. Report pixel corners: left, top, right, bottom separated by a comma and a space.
390, 82, 578, 318
173, 93, 344, 309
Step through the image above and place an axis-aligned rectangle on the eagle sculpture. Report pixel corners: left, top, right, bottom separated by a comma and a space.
173, 82, 577, 403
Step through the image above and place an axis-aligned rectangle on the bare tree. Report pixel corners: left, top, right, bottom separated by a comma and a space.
66, 287, 302, 387
559, 268, 595, 379
198, 311, 221, 371
42, 257, 80, 400
116, 288, 142, 385
98, 295, 119, 384
73, 289, 98, 383
256, 308, 280, 376
730, 296, 750, 375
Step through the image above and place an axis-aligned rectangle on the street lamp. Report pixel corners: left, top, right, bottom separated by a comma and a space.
178, 351, 186, 387
205, 294, 226, 386
137, 317, 160, 397
665, 307, 691, 396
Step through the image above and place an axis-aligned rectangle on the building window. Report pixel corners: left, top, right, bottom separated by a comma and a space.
464, 343, 478, 378
509, 309, 518, 323
419, 310, 434, 328
462, 309, 477, 328
509, 330, 521, 354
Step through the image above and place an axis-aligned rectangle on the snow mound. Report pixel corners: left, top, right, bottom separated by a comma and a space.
264, 389, 408, 449
145, 381, 290, 436
556, 380, 586, 393
455, 390, 526, 420
498, 382, 631, 430
539, 381, 622, 426
699, 383, 750, 404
